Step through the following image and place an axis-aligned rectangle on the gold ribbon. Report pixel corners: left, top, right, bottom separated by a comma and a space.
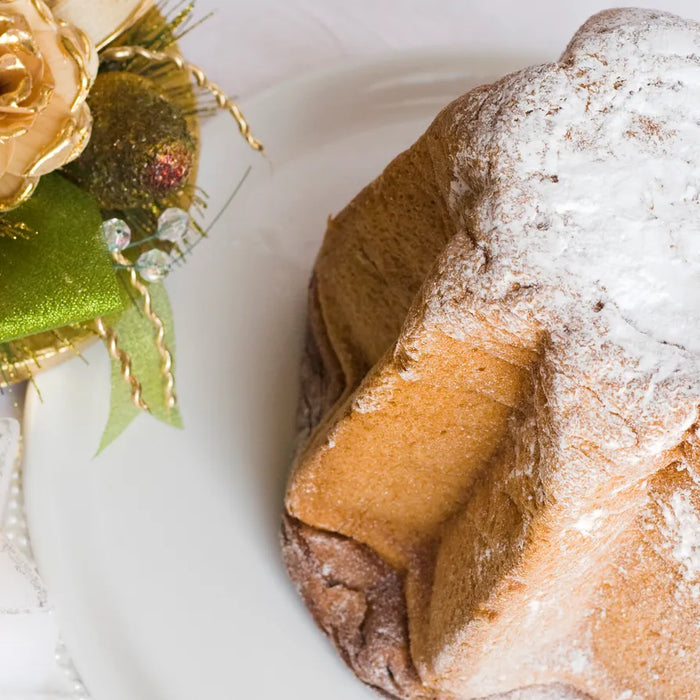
47, 0, 154, 48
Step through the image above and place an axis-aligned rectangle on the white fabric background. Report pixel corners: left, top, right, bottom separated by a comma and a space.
2, 0, 700, 697
181, 0, 700, 97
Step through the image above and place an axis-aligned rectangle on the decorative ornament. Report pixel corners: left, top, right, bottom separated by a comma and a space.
101, 217, 131, 252
99, 43, 263, 153
135, 248, 170, 282
0, 1, 263, 449
47, 0, 153, 48
0, 0, 98, 211
0, 175, 122, 344
65, 72, 195, 208
93, 316, 148, 412
157, 207, 190, 245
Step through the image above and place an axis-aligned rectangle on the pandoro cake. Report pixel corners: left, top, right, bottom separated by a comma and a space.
282, 9, 700, 699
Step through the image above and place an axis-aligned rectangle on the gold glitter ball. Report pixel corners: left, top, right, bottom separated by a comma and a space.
65, 71, 195, 209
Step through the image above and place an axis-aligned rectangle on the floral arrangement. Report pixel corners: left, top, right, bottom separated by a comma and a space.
0, 0, 261, 449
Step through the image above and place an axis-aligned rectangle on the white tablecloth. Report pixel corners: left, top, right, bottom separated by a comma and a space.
180, 0, 700, 97
2, 0, 700, 697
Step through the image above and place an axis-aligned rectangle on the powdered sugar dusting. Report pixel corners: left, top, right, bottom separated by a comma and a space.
428, 8, 700, 500
659, 490, 700, 597
567, 648, 590, 675
413, 10, 700, 695
351, 379, 396, 414
573, 509, 606, 536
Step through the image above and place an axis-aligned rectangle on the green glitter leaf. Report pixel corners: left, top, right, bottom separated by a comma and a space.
0, 175, 123, 344
98, 279, 182, 453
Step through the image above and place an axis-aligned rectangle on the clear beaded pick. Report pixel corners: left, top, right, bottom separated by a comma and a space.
136, 249, 171, 282
102, 218, 131, 252
157, 207, 190, 245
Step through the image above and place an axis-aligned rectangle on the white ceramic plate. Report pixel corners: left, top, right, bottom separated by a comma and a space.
23, 52, 536, 700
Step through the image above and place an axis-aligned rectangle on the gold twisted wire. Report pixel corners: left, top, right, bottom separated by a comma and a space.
99, 45, 264, 152
113, 251, 177, 411
93, 318, 149, 412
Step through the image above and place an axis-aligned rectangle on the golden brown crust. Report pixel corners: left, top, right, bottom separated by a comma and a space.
293, 274, 346, 458
282, 312, 595, 700
285, 277, 429, 698
281, 512, 429, 699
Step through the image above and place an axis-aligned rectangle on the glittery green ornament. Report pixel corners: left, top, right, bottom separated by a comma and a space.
65, 72, 196, 209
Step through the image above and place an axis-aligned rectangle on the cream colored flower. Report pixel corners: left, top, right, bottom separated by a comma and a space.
48, 0, 153, 49
0, 0, 97, 210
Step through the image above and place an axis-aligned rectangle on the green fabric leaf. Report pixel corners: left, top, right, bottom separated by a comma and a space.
0, 174, 123, 343
98, 279, 182, 453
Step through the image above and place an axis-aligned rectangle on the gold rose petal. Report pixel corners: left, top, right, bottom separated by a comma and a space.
0, 173, 38, 211
25, 114, 75, 176
0, 123, 27, 140
46, 0, 153, 50
0, 27, 39, 55
0, 138, 13, 171
59, 27, 91, 111
0, 103, 34, 115
63, 100, 90, 162
34, 83, 53, 112
0, 54, 31, 105
27, 0, 55, 26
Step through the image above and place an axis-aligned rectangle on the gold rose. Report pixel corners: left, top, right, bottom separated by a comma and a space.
0, 0, 98, 211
